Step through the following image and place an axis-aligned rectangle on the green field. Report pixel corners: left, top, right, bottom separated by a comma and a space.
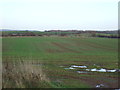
2, 36, 119, 88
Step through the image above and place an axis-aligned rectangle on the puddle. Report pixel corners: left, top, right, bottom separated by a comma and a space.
114, 89, 120, 90
115, 69, 120, 72
64, 67, 75, 69
77, 71, 88, 73
71, 65, 87, 68
96, 84, 104, 88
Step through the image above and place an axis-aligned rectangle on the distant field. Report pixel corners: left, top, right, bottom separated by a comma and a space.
2, 37, 119, 88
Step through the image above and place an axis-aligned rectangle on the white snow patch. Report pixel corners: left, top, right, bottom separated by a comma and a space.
91, 68, 97, 71
71, 65, 87, 68
96, 84, 104, 88
97, 68, 107, 72
86, 69, 90, 71
86, 68, 107, 72
86, 68, 118, 72
107, 70, 116, 72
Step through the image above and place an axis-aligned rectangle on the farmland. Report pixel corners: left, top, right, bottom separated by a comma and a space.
2, 36, 119, 88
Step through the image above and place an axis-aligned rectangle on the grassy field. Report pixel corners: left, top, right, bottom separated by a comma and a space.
2, 36, 119, 88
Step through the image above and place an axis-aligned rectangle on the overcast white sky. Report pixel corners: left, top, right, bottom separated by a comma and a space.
0, 0, 119, 31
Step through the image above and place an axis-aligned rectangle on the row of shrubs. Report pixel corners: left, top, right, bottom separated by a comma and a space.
91, 33, 120, 38
2, 31, 119, 38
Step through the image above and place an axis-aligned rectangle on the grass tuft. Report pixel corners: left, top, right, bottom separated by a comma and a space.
2, 60, 52, 88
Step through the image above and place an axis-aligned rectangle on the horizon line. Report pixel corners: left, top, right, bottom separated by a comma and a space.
0, 28, 118, 31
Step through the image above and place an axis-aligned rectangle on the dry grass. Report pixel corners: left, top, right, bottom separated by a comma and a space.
2, 60, 52, 88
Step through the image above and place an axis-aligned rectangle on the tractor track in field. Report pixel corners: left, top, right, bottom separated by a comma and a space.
75, 40, 117, 52
55, 74, 118, 88
51, 42, 80, 53
65, 38, 117, 52
46, 48, 64, 53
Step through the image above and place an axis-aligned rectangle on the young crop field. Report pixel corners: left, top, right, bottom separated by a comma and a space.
2, 36, 119, 88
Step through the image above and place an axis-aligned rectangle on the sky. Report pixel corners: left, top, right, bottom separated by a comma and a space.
0, 0, 119, 31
